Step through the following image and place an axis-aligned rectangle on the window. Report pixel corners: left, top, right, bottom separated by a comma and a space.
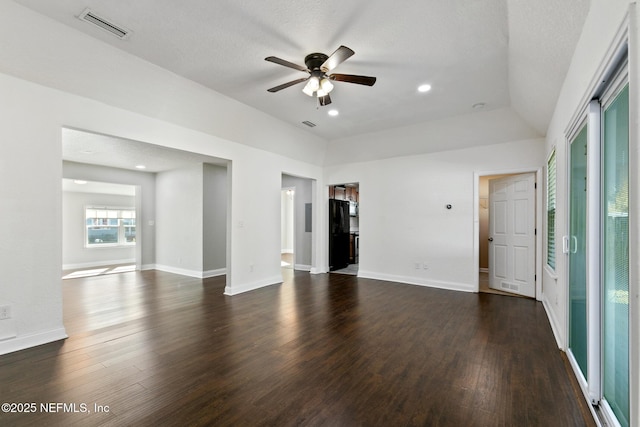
85, 207, 136, 247
546, 149, 556, 270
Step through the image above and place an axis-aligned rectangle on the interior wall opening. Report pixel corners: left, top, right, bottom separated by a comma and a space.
329, 182, 359, 275
62, 127, 230, 283
62, 178, 137, 279
281, 173, 315, 273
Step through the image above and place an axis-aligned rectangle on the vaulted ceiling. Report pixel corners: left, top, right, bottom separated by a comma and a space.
14, 0, 590, 141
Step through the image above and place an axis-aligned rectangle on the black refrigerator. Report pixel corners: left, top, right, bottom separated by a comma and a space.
329, 199, 350, 271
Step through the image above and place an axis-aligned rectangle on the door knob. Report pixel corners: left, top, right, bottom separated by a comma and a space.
488, 237, 493, 242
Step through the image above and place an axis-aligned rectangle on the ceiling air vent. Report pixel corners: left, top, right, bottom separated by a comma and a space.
302, 121, 316, 128
78, 8, 131, 40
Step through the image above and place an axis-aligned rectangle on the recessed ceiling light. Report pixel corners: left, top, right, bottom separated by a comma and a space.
135, 164, 146, 169
472, 102, 486, 110
418, 84, 432, 93
328, 109, 339, 117
73, 180, 88, 185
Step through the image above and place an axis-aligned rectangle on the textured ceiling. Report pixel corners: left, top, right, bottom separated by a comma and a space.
12, 0, 589, 142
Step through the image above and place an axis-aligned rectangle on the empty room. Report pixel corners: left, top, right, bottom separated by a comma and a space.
0, 1, 638, 426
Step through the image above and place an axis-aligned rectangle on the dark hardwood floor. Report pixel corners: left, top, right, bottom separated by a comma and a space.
1, 269, 595, 426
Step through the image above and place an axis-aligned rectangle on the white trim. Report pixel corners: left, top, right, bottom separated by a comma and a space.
542, 297, 564, 349
567, 349, 603, 426
543, 264, 558, 280
586, 99, 602, 403
62, 258, 135, 271
473, 168, 543, 300
627, 5, 639, 427
224, 275, 282, 296
154, 264, 226, 279
564, 17, 629, 138
294, 264, 311, 271
357, 270, 475, 293
202, 268, 226, 278
309, 267, 326, 274
0, 328, 67, 356
601, 399, 624, 427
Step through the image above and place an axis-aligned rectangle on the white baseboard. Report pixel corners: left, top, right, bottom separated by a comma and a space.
0, 328, 67, 356
357, 270, 475, 293
294, 264, 311, 271
224, 275, 282, 296
542, 296, 564, 349
281, 249, 293, 254
154, 264, 226, 279
310, 267, 327, 274
63, 258, 135, 270
202, 268, 226, 278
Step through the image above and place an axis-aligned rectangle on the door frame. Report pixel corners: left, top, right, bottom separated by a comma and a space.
280, 187, 296, 269
473, 168, 543, 300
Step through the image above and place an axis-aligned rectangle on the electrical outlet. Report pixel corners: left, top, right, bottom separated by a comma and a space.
0, 305, 11, 320
423, 263, 429, 270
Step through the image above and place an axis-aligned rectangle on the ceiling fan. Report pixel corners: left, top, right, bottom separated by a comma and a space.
265, 45, 376, 106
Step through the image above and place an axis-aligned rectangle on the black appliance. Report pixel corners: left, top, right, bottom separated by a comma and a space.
329, 199, 350, 271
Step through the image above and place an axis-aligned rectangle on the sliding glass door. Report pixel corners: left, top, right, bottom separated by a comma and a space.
566, 64, 629, 426
568, 124, 588, 380
602, 83, 629, 427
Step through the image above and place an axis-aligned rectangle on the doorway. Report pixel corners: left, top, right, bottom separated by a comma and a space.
281, 174, 315, 272
475, 170, 542, 298
281, 188, 295, 269
329, 183, 359, 275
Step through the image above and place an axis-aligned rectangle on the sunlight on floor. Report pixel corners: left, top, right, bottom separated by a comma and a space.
63, 265, 135, 279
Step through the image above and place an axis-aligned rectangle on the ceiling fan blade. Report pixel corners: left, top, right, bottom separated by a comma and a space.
267, 77, 309, 93
321, 45, 355, 72
265, 56, 309, 73
329, 74, 377, 86
318, 94, 332, 106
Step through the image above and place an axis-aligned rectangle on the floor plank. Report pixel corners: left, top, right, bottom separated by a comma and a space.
0, 269, 595, 426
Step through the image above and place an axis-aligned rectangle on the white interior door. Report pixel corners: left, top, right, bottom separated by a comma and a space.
488, 173, 536, 297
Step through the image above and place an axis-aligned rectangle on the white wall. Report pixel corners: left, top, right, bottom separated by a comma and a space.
326, 138, 545, 292
324, 107, 541, 166
62, 191, 136, 269
0, 2, 328, 167
156, 164, 205, 274
203, 163, 227, 273
155, 163, 228, 277
0, 3, 325, 354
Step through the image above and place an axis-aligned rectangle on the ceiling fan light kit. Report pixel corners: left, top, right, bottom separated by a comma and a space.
265, 46, 376, 107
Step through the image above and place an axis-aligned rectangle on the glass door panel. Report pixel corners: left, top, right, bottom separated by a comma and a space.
602, 84, 629, 427
568, 125, 588, 379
